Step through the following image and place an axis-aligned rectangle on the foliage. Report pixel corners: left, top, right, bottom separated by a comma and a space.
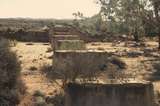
109, 56, 126, 69
51, 54, 101, 87
0, 38, 23, 105
149, 0, 160, 48
153, 62, 160, 72
46, 93, 64, 106
46, 47, 52, 53
33, 90, 45, 98
41, 53, 126, 88
29, 66, 38, 71
72, 13, 108, 36
98, 0, 152, 41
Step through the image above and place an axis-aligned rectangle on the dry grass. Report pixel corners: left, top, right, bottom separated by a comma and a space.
41, 52, 126, 88
11, 42, 56, 97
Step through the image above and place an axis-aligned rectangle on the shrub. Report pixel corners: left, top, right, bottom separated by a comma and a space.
29, 66, 38, 71
42, 52, 126, 88
26, 42, 34, 45
34, 96, 46, 106
33, 90, 45, 98
46, 47, 53, 53
40, 64, 52, 74
108, 56, 126, 69
46, 93, 64, 106
97, 47, 105, 51
0, 38, 24, 105
9, 39, 18, 47
52, 53, 103, 87
153, 62, 160, 72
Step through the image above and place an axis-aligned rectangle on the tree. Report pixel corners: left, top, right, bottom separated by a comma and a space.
98, 0, 149, 41
72, 12, 108, 37
150, 0, 160, 49
72, 11, 84, 28
72, 11, 84, 20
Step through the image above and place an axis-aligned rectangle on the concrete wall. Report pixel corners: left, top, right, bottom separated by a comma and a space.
55, 40, 86, 50
54, 50, 111, 61
0, 30, 49, 42
50, 35, 80, 51
65, 83, 154, 106
19, 31, 49, 42
49, 26, 104, 43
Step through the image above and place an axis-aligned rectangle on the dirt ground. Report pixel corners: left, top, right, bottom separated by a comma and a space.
11, 40, 160, 105
87, 41, 160, 92
11, 42, 59, 95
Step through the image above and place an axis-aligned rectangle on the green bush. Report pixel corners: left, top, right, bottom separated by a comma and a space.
0, 38, 23, 105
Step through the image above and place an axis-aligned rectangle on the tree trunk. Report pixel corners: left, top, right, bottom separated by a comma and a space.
158, 24, 160, 49
133, 35, 139, 42
133, 28, 139, 42
159, 34, 160, 49
153, 0, 160, 49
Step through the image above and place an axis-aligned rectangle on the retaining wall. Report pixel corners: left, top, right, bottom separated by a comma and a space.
65, 83, 154, 106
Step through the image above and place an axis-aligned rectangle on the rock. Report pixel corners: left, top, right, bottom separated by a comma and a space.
122, 34, 127, 38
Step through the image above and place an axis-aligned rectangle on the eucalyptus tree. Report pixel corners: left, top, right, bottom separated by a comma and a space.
99, 0, 150, 41
150, 0, 160, 49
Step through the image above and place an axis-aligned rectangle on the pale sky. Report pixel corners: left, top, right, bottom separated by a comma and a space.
0, 0, 100, 19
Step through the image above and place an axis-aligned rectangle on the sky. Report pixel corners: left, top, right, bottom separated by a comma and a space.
0, 0, 100, 19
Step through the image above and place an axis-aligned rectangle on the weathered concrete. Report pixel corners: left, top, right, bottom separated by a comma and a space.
49, 25, 102, 44
65, 83, 154, 106
49, 25, 82, 50
50, 35, 81, 51
19, 30, 49, 42
55, 40, 85, 50
0, 30, 49, 42
54, 50, 111, 60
